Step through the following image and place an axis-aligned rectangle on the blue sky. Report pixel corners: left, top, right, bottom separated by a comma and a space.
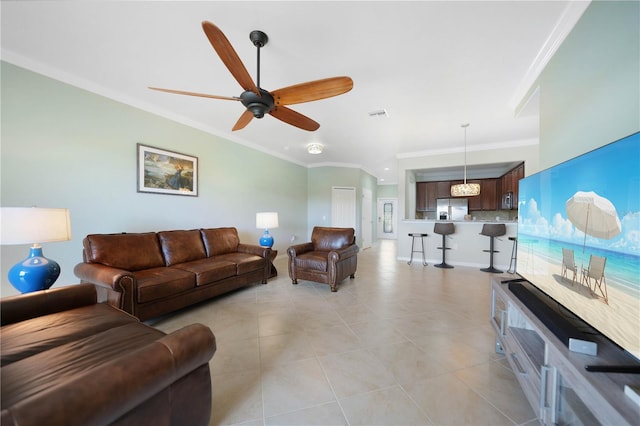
518, 132, 640, 256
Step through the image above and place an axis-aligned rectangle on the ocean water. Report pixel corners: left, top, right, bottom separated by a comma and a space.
517, 234, 640, 298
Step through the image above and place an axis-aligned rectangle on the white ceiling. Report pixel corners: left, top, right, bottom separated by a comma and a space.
1, 1, 588, 184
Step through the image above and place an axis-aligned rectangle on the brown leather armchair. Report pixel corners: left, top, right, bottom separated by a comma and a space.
287, 227, 359, 292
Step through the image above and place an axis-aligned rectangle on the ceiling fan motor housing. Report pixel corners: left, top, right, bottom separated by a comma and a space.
241, 89, 274, 118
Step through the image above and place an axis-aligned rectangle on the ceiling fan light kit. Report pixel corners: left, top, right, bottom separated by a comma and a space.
307, 143, 324, 154
150, 21, 353, 132
451, 123, 481, 197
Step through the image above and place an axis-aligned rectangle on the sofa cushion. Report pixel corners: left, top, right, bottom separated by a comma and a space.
134, 267, 196, 303
311, 227, 355, 251
1, 322, 165, 407
0, 303, 138, 367
84, 233, 165, 271
294, 252, 329, 272
171, 259, 237, 286
200, 228, 240, 256
158, 230, 207, 266
216, 253, 265, 275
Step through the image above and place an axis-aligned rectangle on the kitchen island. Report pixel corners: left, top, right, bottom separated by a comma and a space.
399, 220, 518, 271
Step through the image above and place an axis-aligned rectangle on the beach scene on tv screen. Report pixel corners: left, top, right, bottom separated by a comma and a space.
516, 132, 640, 361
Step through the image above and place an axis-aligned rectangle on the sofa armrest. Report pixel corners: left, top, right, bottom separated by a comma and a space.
237, 243, 269, 258
328, 244, 359, 263
73, 262, 134, 293
0, 323, 216, 426
0, 284, 98, 326
287, 242, 314, 258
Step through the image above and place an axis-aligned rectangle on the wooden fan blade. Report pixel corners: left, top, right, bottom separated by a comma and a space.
270, 106, 319, 131
202, 21, 259, 95
149, 87, 240, 101
232, 110, 254, 131
271, 76, 353, 106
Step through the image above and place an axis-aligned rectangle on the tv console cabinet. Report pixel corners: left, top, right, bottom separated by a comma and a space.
490, 278, 640, 425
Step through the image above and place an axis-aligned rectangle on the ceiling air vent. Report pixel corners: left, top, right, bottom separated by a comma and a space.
368, 109, 389, 118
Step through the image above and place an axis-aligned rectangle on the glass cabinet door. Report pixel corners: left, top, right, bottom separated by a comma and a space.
544, 367, 600, 425
491, 288, 507, 353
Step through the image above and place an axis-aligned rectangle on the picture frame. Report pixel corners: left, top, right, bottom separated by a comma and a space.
137, 144, 198, 196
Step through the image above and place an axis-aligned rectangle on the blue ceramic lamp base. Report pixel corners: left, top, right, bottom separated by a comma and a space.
259, 230, 274, 248
8, 246, 61, 293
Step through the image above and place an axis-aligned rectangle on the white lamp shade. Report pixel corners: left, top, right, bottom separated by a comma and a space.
1, 207, 72, 245
256, 212, 279, 229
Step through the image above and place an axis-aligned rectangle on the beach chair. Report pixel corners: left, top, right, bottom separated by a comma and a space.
581, 255, 608, 304
561, 248, 577, 284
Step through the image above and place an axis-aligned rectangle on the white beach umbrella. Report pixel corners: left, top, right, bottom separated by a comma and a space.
566, 191, 621, 240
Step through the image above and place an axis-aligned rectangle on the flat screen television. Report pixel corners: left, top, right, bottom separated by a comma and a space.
516, 131, 640, 362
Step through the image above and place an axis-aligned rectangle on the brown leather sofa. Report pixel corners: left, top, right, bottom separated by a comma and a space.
74, 227, 270, 320
0, 284, 215, 426
287, 226, 359, 292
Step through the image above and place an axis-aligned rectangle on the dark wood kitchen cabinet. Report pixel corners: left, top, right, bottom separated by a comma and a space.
482, 178, 498, 210
436, 181, 451, 198
500, 163, 524, 210
416, 182, 437, 211
466, 180, 483, 210
467, 179, 497, 211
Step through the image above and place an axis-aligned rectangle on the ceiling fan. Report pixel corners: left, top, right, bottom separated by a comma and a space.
150, 21, 353, 132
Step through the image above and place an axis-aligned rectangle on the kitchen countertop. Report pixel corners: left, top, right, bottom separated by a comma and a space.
398, 220, 518, 269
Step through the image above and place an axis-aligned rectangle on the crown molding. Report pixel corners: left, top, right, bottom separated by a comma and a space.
397, 138, 539, 160
508, 0, 591, 112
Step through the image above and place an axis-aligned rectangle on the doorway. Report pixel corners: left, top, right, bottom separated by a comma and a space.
377, 198, 398, 239
331, 187, 356, 229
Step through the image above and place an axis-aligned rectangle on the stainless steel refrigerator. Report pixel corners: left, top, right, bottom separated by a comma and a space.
436, 198, 469, 220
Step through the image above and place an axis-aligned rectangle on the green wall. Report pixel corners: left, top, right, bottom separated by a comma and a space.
0, 62, 308, 295
377, 184, 398, 198
538, 0, 640, 167
306, 166, 378, 242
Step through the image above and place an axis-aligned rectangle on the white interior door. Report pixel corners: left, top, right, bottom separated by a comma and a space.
361, 189, 372, 249
377, 198, 398, 239
331, 187, 356, 229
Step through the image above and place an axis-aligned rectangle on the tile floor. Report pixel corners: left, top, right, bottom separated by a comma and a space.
151, 239, 537, 425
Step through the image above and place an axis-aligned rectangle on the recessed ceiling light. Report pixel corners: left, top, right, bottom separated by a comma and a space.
384, 167, 389, 171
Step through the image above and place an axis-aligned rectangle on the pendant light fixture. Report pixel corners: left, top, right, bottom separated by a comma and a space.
451, 123, 481, 197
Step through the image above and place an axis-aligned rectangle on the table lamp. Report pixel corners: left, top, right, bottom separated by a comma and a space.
0, 207, 72, 293
256, 212, 278, 248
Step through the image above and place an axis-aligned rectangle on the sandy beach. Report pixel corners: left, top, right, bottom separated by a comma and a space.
517, 249, 640, 361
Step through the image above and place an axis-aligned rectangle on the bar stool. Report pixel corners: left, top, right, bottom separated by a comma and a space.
507, 236, 518, 273
480, 223, 506, 273
433, 222, 455, 268
407, 233, 428, 266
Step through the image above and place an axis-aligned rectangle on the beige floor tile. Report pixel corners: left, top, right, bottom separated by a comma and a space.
347, 318, 409, 348
339, 385, 431, 425
319, 348, 397, 398
403, 374, 515, 425
368, 340, 450, 384
411, 330, 496, 371
153, 240, 539, 425
258, 311, 305, 337
305, 324, 364, 357
210, 368, 263, 426
261, 358, 335, 418
211, 336, 260, 376
454, 360, 536, 424
333, 303, 381, 324
259, 332, 316, 368
264, 402, 347, 425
